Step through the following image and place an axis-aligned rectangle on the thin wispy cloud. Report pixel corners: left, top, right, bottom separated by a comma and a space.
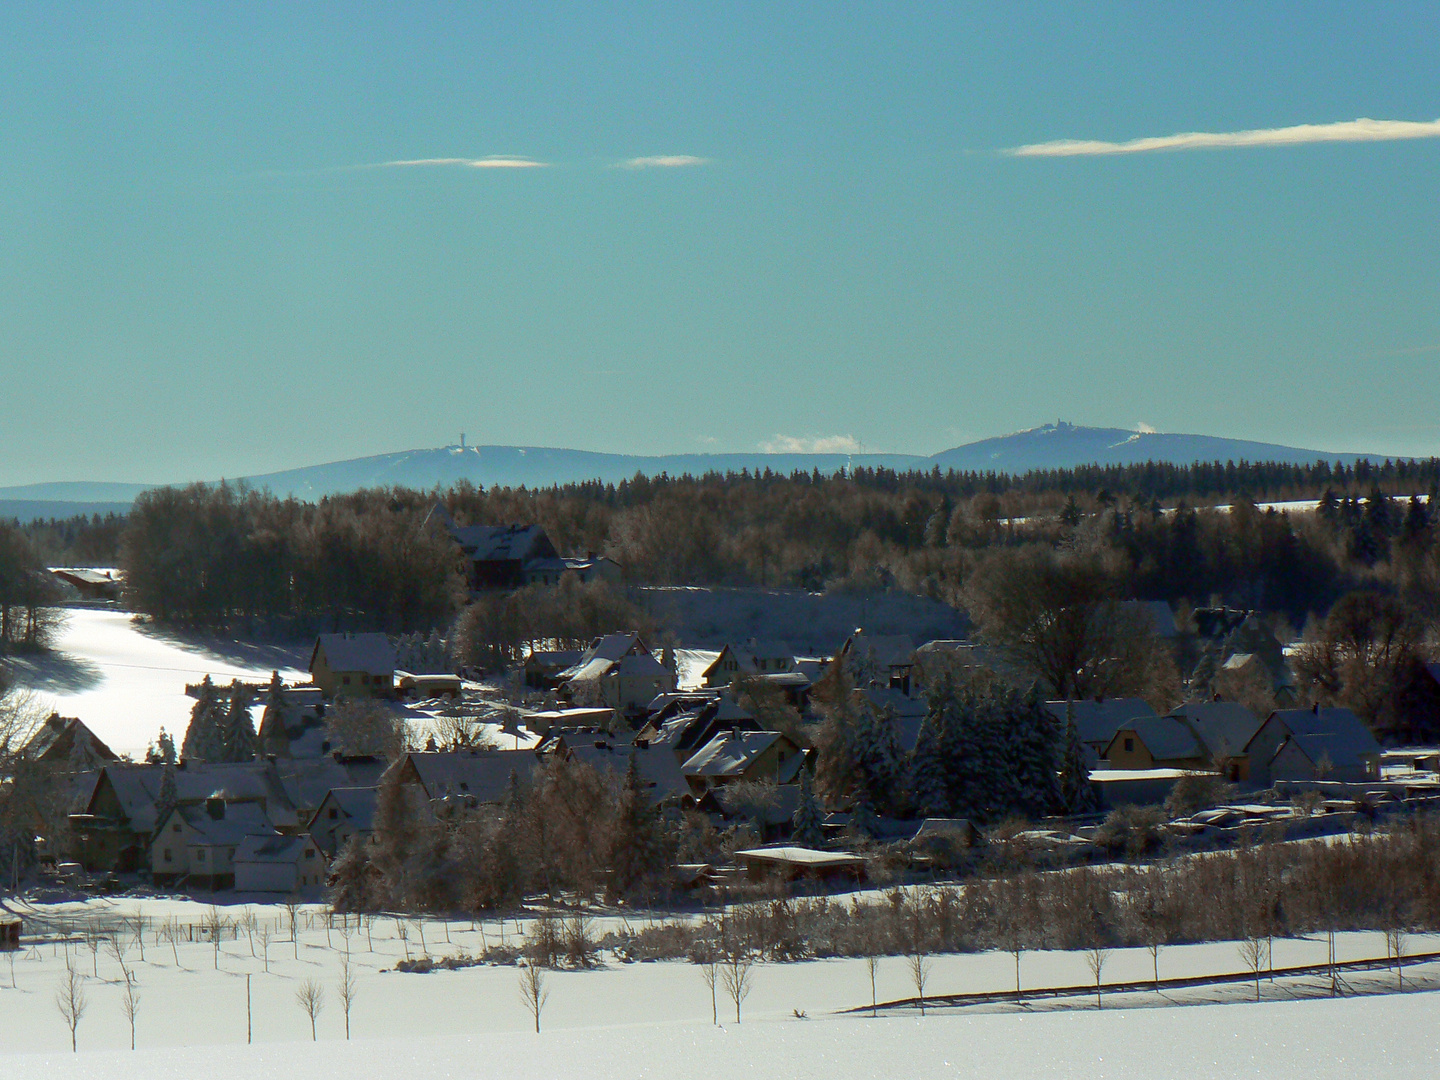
1008, 117, 1440, 157
761, 434, 861, 454
615, 155, 708, 169
377, 155, 548, 169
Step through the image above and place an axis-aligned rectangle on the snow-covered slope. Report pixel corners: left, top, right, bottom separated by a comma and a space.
6, 608, 307, 756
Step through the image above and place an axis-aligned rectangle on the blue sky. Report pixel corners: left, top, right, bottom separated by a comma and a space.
2, 3, 1438, 484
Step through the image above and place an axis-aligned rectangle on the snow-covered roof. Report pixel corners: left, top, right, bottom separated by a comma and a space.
97, 762, 298, 833
683, 730, 786, 777
312, 633, 395, 676
734, 846, 863, 869
1255, 707, 1381, 757
449, 523, 554, 563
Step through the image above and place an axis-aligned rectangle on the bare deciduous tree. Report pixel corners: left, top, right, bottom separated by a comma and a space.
720, 944, 755, 1024
295, 979, 325, 1041
204, 905, 226, 970
338, 952, 357, 1039
55, 960, 87, 1053
518, 960, 549, 1033
694, 945, 720, 1025
865, 952, 882, 1018
1238, 934, 1267, 1002
1085, 947, 1111, 1010
258, 923, 273, 973
120, 971, 140, 1050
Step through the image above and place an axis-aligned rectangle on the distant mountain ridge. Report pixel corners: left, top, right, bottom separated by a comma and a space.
0, 424, 1380, 519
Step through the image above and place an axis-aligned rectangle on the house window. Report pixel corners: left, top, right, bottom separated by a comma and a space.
328, 808, 339, 820
305, 849, 315, 859
1124, 738, 1135, 752
196, 850, 206, 862
173, 824, 182, 833
343, 675, 351, 685
163, 849, 172, 863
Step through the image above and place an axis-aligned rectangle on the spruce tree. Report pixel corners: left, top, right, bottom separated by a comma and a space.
791, 769, 825, 848
609, 758, 665, 901
181, 675, 226, 763
1009, 684, 1060, 818
220, 679, 256, 762
909, 677, 955, 817
1058, 717, 1099, 815
154, 763, 178, 822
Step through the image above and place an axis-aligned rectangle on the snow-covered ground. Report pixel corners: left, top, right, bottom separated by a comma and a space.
5, 608, 307, 758
1, 897, 1438, 1077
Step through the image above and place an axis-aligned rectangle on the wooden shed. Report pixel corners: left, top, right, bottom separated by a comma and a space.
0, 916, 20, 951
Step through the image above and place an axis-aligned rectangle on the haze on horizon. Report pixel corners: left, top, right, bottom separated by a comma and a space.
2, 3, 1438, 487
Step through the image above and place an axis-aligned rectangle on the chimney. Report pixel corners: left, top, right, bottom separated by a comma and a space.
206, 797, 225, 821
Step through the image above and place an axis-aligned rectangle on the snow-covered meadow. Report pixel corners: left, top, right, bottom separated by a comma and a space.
1, 897, 1438, 1078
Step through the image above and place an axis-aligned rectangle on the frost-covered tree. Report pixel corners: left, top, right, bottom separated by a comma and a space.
154, 764, 178, 822
1008, 683, 1061, 817
218, 679, 256, 762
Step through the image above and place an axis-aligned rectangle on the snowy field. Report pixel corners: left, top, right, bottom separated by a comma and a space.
1, 897, 1438, 1077
6, 608, 307, 757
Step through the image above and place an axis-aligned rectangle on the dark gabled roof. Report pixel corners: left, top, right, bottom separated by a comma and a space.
1045, 698, 1159, 747
843, 633, 916, 670
1105, 716, 1207, 763
392, 749, 540, 803
565, 743, 690, 805
157, 801, 276, 847
450, 523, 555, 563
1281, 729, 1383, 771
24, 715, 117, 765
95, 762, 298, 833
310, 786, 380, 832
1168, 701, 1264, 761
1252, 707, 1381, 757
235, 832, 316, 864
311, 633, 395, 676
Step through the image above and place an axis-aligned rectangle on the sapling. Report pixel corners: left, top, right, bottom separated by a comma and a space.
120, 970, 140, 1050
1086, 947, 1111, 1010
518, 960, 548, 1033
295, 979, 325, 1041
55, 959, 87, 1053
338, 952, 357, 1040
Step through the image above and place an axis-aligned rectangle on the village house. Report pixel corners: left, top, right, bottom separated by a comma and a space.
233, 833, 327, 894
559, 632, 676, 714
1243, 706, 1382, 785
50, 568, 121, 602
386, 748, 542, 812
733, 846, 865, 886
256, 684, 327, 758
682, 729, 805, 797
840, 632, 916, 694
22, 714, 117, 770
561, 738, 692, 806
523, 649, 584, 690
309, 632, 396, 700
702, 640, 796, 687
149, 799, 276, 890
1102, 716, 1210, 771
1045, 697, 1159, 765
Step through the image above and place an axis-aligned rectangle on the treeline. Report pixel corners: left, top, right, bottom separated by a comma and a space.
112, 458, 1440, 633
10, 512, 126, 568
0, 522, 60, 650
120, 484, 462, 633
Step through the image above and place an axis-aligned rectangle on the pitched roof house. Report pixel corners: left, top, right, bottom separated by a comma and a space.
149, 800, 276, 889
23, 715, 117, 769
682, 730, 805, 796
1244, 706, 1382, 785
233, 832, 327, 894
310, 633, 396, 700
